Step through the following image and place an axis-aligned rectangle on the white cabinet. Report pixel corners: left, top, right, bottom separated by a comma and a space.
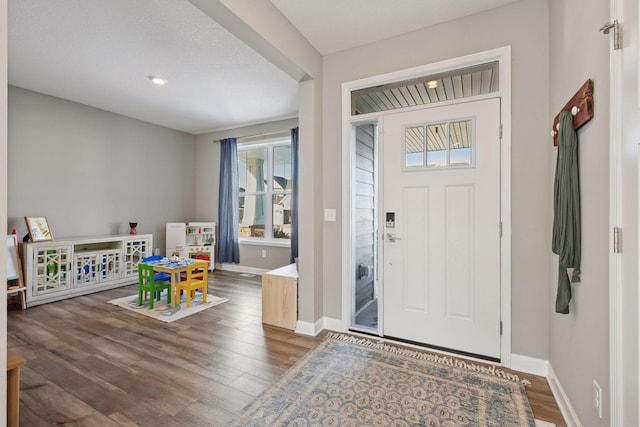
166, 222, 216, 271
30, 245, 73, 297
166, 222, 186, 258
123, 236, 150, 276
22, 234, 151, 307
186, 222, 216, 271
73, 249, 122, 287
74, 251, 101, 287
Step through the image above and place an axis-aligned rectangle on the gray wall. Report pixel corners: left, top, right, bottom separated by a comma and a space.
7, 83, 298, 271
549, 0, 610, 425
322, 0, 551, 359
8, 86, 197, 250
194, 118, 298, 271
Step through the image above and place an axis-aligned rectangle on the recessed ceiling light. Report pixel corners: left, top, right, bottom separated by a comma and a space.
427, 80, 439, 89
148, 75, 167, 86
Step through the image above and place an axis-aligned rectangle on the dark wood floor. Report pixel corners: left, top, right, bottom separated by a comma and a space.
8, 270, 565, 426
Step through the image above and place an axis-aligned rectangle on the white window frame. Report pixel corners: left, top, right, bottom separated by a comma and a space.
238, 136, 292, 247
402, 117, 476, 171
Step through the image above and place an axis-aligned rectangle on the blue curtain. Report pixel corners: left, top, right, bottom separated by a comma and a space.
218, 138, 240, 263
290, 127, 299, 263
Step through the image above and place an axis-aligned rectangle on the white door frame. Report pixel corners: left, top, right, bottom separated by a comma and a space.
608, 0, 623, 420
341, 46, 513, 366
608, 0, 637, 425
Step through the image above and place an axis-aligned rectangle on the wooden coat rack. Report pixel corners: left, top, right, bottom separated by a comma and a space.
551, 79, 594, 146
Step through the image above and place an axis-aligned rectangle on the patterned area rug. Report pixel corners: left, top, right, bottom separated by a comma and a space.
231, 333, 535, 426
108, 291, 228, 323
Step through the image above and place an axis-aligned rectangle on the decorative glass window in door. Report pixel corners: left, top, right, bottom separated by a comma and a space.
403, 119, 473, 170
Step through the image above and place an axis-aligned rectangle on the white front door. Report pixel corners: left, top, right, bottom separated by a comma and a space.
382, 98, 502, 359
609, 0, 640, 423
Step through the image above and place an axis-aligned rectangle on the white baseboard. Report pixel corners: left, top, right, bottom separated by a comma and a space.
511, 353, 549, 377
322, 317, 343, 332
295, 316, 342, 336
547, 364, 582, 427
295, 318, 324, 336
215, 263, 268, 275
510, 356, 581, 426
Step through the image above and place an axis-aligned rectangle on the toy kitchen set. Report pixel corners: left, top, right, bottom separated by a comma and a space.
166, 222, 216, 270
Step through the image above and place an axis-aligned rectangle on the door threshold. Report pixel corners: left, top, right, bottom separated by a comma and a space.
349, 325, 378, 335
347, 329, 501, 365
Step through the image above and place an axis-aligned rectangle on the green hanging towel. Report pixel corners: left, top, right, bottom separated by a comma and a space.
552, 111, 581, 314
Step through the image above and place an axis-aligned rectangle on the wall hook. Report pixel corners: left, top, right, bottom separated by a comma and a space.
551, 79, 594, 146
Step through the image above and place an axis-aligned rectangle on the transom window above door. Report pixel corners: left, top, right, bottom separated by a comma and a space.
404, 119, 473, 170
351, 61, 498, 116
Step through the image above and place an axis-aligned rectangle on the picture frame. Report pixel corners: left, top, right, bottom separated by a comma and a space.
24, 216, 53, 242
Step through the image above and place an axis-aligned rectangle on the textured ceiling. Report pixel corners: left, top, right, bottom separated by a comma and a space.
270, 0, 522, 55
8, 0, 299, 134
9, 0, 521, 135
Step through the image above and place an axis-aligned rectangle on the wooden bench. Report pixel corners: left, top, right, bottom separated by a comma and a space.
262, 264, 298, 330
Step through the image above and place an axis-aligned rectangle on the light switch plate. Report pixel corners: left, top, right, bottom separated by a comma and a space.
324, 208, 336, 222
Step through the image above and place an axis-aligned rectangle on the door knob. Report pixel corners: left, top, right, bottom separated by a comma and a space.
386, 233, 402, 242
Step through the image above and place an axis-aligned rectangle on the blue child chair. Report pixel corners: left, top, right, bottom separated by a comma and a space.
142, 255, 171, 282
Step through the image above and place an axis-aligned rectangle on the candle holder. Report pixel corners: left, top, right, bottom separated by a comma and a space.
129, 222, 138, 235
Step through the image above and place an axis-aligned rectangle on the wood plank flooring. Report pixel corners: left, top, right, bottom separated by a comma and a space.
8, 270, 566, 426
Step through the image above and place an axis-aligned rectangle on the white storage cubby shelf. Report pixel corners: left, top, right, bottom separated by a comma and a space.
21, 234, 152, 307
186, 222, 216, 271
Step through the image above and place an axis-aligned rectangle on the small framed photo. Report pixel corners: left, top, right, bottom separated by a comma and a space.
24, 216, 53, 242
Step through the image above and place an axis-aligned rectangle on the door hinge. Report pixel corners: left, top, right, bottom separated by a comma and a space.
499, 221, 503, 238
499, 123, 503, 139
500, 321, 503, 336
600, 20, 622, 50
613, 227, 622, 253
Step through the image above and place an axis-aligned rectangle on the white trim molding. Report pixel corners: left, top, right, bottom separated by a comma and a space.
547, 364, 583, 427
510, 355, 583, 426
534, 420, 556, 427
322, 317, 344, 332
510, 354, 549, 377
341, 46, 513, 365
608, 0, 623, 425
637, 141, 640, 427
215, 263, 268, 275
295, 317, 342, 336
295, 319, 322, 336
